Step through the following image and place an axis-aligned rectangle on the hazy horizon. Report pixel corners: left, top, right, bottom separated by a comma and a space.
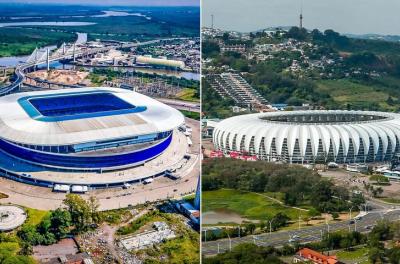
0, 0, 199, 6
203, 0, 400, 36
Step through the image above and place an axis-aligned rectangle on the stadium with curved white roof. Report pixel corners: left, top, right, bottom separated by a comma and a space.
213, 110, 400, 164
0, 87, 184, 171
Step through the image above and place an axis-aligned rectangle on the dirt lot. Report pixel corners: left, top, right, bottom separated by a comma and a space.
27, 69, 90, 85
33, 238, 78, 262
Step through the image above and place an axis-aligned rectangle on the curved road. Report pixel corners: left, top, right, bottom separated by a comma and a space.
0, 38, 186, 96
202, 200, 400, 256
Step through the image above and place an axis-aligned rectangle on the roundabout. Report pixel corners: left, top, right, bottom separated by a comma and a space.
0, 205, 26, 231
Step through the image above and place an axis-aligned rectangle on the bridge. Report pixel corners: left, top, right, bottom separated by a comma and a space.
0, 37, 172, 96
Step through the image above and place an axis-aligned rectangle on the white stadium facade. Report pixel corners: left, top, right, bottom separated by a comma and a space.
0, 87, 184, 171
213, 110, 400, 164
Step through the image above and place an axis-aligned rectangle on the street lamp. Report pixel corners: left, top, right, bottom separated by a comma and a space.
354, 218, 357, 232
227, 233, 232, 251
325, 218, 330, 236
268, 219, 274, 234
349, 205, 354, 220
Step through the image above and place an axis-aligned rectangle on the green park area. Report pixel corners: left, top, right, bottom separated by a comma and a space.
175, 88, 199, 102
0, 28, 75, 57
315, 78, 400, 111
336, 246, 370, 264
202, 189, 307, 223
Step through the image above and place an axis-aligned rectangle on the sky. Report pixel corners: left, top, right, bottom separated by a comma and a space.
202, 0, 400, 35
0, 0, 199, 6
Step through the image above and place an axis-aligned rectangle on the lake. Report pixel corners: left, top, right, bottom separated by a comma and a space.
202, 208, 259, 225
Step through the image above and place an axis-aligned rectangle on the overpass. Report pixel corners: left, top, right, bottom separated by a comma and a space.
0, 37, 177, 96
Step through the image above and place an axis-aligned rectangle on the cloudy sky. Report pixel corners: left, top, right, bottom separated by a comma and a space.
1, 0, 199, 6
203, 0, 400, 35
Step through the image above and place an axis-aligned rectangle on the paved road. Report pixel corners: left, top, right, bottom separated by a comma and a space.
0, 38, 187, 96
202, 201, 400, 256
157, 98, 200, 113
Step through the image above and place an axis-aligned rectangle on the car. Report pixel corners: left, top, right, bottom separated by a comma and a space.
365, 225, 374, 230
288, 235, 300, 243
349, 220, 355, 224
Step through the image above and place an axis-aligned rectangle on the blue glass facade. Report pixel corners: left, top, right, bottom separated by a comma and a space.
0, 134, 172, 170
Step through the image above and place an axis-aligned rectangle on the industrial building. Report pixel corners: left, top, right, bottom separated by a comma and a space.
134, 56, 185, 70
213, 110, 400, 164
0, 87, 184, 171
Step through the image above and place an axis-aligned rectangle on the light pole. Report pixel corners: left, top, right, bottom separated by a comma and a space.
238, 225, 241, 238
354, 219, 357, 232
204, 230, 207, 242
268, 219, 274, 235
227, 233, 232, 251
325, 218, 330, 237
217, 243, 220, 254
349, 205, 354, 220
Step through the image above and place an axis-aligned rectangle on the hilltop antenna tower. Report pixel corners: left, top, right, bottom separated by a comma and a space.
299, 0, 303, 29
211, 14, 214, 30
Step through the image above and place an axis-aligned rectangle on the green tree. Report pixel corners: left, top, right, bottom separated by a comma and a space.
369, 247, 385, 264
17, 225, 42, 245
307, 208, 321, 219
246, 223, 256, 234
331, 212, 340, 221
50, 208, 72, 240
63, 194, 97, 233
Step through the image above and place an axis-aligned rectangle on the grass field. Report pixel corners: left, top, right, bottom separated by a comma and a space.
180, 110, 200, 120
175, 88, 199, 102
144, 232, 200, 264
316, 79, 396, 111
202, 189, 307, 222
336, 247, 370, 264
24, 207, 50, 227
378, 197, 400, 204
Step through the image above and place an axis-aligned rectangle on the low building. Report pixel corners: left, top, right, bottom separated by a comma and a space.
346, 164, 368, 173
294, 248, 342, 264
175, 201, 200, 225
45, 252, 94, 264
220, 44, 246, 54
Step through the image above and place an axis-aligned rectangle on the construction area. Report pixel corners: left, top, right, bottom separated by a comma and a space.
119, 222, 176, 251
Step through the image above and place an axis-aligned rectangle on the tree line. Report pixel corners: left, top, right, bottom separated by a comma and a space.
203, 159, 365, 213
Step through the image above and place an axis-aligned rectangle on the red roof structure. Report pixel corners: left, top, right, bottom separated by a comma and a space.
294, 248, 340, 264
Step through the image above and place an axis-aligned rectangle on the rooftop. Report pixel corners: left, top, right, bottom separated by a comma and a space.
0, 87, 184, 146
21, 91, 146, 122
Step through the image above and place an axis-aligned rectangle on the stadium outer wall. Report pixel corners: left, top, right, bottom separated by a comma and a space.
213, 110, 400, 164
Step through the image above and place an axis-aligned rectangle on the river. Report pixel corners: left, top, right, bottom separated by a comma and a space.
0, 22, 96, 28
50, 62, 199, 81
